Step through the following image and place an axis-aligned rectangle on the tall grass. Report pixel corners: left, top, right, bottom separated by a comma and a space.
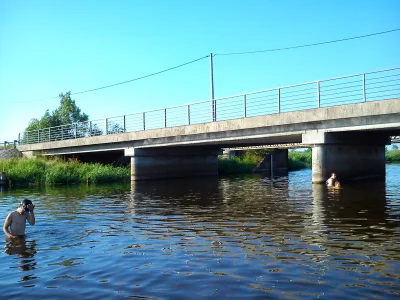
0, 157, 130, 185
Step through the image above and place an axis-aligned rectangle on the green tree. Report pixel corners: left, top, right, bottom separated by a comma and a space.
53, 92, 88, 126
23, 92, 90, 143
25, 92, 89, 132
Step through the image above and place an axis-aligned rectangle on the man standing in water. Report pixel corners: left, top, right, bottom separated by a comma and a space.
326, 173, 340, 187
3, 199, 35, 238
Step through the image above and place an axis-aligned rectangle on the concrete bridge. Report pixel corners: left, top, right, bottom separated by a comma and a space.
16, 67, 400, 182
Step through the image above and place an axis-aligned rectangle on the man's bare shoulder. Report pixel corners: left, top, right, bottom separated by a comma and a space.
6, 211, 20, 220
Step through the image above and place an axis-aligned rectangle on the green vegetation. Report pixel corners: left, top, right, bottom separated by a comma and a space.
288, 148, 312, 170
1, 146, 398, 185
218, 149, 272, 175
219, 148, 312, 174
0, 157, 129, 186
25, 92, 89, 132
386, 146, 400, 163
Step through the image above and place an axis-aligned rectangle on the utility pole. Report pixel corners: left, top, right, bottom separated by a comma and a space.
210, 53, 215, 121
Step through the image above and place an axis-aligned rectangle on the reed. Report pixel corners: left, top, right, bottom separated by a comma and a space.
0, 157, 130, 185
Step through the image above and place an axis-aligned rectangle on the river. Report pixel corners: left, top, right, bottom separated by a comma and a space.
1, 165, 399, 299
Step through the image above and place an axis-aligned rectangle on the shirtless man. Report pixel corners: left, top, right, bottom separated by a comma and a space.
326, 173, 340, 187
3, 199, 35, 238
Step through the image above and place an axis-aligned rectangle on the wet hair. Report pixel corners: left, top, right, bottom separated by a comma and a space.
21, 199, 33, 206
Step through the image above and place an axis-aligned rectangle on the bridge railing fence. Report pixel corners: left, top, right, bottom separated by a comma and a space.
188, 101, 213, 125
18, 67, 400, 145
166, 105, 190, 127
365, 68, 400, 101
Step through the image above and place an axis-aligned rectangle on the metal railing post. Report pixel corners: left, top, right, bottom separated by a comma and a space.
105, 118, 108, 135
38, 129, 40, 143
244, 94, 247, 118
18, 133, 20, 145
316, 81, 321, 108
123, 116, 126, 132
74, 124, 77, 139
187, 105, 190, 125
48, 128, 51, 142
61, 126, 64, 140
277, 88, 281, 113
89, 121, 92, 136
214, 100, 217, 121
143, 112, 146, 130
164, 108, 167, 128
362, 73, 366, 102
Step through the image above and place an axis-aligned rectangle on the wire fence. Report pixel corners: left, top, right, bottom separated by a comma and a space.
19, 67, 400, 145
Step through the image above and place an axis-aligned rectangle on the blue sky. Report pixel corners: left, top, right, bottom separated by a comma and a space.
1, 0, 399, 142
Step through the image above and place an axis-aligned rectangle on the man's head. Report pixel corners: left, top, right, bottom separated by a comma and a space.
331, 173, 336, 178
20, 199, 33, 212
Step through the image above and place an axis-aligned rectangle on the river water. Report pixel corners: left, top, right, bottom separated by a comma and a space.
1, 165, 399, 299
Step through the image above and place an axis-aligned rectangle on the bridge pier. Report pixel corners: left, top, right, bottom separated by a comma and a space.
125, 147, 222, 181
253, 149, 288, 176
303, 132, 389, 183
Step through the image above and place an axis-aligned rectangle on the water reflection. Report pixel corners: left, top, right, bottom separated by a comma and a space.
0, 168, 399, 298
312, 181, 391, 229
4, 238, 37, 282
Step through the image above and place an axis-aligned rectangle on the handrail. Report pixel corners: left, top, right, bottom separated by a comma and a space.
18, 66, 400, 145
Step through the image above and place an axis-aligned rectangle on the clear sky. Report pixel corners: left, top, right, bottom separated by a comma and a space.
1, 0, 399, 142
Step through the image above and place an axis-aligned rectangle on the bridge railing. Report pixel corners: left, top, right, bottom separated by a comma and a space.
19, 67, 400, 145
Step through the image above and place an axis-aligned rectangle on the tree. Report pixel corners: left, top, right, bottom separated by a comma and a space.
23, 92, 90, 143
25, 92, 89, 132
53, 92, 88, 126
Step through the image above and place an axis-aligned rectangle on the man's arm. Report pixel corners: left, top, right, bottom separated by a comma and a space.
26, 205, 35, 226
3, 213, 15, 238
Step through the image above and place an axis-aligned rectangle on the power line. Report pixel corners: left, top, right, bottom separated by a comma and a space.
4, 28, 399, 104
72, 55, 209, 96
214, 28, 400, 56
5, 55, 209, 104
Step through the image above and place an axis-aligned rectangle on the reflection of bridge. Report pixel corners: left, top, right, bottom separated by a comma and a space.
16, 67, 400, 182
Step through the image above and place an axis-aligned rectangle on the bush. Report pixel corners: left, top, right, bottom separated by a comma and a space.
288, 149, 312, 170
386, 149, 400, 162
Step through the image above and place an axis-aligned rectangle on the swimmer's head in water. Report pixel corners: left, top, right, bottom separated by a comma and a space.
21, 199, 33, 212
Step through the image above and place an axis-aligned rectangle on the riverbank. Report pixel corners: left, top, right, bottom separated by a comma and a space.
1, 148, 399, 185
0, 157, 130, 185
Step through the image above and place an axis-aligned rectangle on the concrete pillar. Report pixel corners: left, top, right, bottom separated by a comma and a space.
311, 145, 327, 183
254, 149, 288, 176
303, 132, 389, 183
221, 149, 237, 159
125, 147, 222, 181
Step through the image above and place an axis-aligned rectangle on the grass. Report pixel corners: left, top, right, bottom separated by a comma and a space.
288, 149, 312, 170
386, 148, 400, 163
0, 157, 130, 185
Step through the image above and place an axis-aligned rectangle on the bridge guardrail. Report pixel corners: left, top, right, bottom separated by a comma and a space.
19, 67, 400, 145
